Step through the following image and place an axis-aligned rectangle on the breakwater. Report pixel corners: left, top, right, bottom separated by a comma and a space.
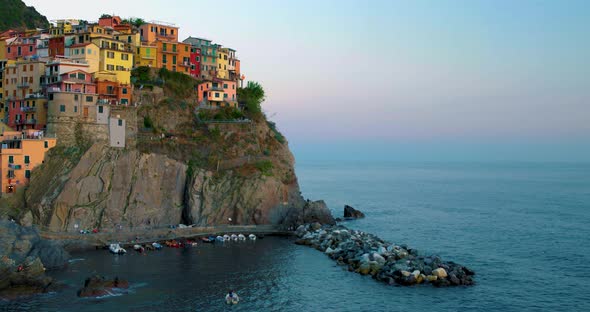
294, 223, 475, 286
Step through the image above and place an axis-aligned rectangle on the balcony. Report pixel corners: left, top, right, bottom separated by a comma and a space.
25, 93, 45, 99
210, 86, 224, 91
17, 82, 30, 88
21, 106, 36, 112
25, 119, 37, 125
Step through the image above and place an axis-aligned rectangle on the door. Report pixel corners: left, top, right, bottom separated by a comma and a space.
83, 107, 88, 117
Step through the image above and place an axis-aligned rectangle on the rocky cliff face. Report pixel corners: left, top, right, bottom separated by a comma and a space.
10, 90, 333, 231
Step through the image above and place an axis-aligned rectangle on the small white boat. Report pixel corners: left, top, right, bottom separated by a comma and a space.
152, 242, 163, 250
248, 234, 257, 240
133, 244, 145, 253
231, 234, 238, 241
216, 236, 224, 241
223, 234, 231, 241
238, 234, 246, 241
225, 293, 239, 305
109, 243, 126, 254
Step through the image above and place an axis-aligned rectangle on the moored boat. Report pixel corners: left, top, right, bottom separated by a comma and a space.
109, 243, 126, 254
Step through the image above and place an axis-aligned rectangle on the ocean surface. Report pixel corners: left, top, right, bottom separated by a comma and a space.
2, 161, 589, 311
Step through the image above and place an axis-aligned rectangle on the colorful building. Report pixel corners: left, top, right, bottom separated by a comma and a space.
156, 41, 191, 73
135, 43, 157, 67
0, 129, 56, 194
49, 19, 80, 36
217, 47, 229, 79
48, 36, 65, 57
98, 15, 122, 28
7, 94, 47, 131
65, 42, 100, 73
95, 72, 132, 105
183, 37, 217, 80
197, 79, 237, 108
189, 47, 201, 78
5, 36, 37, 60
3, 60, 45, 101
92, 38, 133, 84
139, 21, 179, 43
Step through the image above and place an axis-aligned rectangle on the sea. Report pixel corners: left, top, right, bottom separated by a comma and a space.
2, 161, 589, 311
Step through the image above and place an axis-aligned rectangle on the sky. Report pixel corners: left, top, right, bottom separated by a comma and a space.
24, 0, 590, 162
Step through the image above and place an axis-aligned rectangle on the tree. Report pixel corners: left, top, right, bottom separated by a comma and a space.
237, 81, 265, 119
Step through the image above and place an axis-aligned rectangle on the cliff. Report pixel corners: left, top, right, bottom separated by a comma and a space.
0, 0, 49, 31
4, 86, 333, 232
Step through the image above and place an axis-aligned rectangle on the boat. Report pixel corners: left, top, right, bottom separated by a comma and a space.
152, 242, 163, 250
248, 234, 257, 240
216, 236, 225, 242
185, 239, 198, 247
225, 293, 239, 305
165, 240, 181, 248
109, 243, 126, 254
223, 234, 230, 241
200, 237, 214, 243
133, 244, 145, 253
231, 234, 238, 241
238, 234, 246, 241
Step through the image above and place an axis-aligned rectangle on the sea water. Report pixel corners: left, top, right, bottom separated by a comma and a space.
2, 161, 589, 311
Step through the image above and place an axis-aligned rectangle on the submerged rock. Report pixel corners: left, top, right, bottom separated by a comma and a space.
77, 275, 129, 298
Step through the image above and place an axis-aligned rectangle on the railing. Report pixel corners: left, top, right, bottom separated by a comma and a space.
17, 82, 30, 88
21, 106, 36, 112
25, 93, 45, 99
25, 119, 37, 124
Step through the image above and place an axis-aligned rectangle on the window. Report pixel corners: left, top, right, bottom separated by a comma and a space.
171, 29, 175, 35
224, 93, 228, 98
74, 106, 77, 113
172, 55, 176, 64
86, 96, 93, 102
121, 98, 128, 105
107, 64, 115, 70
24, 155, 30, 164
223, 84, 228, 89
162, 55, 167, 63
122, 88, 127, 94
81, 48, 84, 54
107, 51, 115, 58
29, 46, 33, 52
118, 119, 123, 126
49, 93, 54, 100
8, 156, 13, 163
44, 141, 48, 148
162, 43, 167, 51
116, 65, 125, 71
98, 106, 103, 113
172, 44, 176, 52
74, 94, 78, 101
121, 54, 128, 60
78, 73, 86, 80
60, 105, 65, 112
215, 92, 220, 98
69, 73, 77, 78
25, 170, 31, 179
87, 49, 92, 54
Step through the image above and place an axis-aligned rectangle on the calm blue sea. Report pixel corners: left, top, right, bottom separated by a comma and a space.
2, 161, 589, 311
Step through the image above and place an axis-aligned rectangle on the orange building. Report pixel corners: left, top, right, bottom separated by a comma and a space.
156, 41, 191, 73
0, 129, 56, 194
139, 21, 178, 43
95, 72, 132, 105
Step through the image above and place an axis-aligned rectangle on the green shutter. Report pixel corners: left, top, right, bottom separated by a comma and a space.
24, 155, 29, 164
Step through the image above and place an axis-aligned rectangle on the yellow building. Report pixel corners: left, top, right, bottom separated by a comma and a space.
217, 47, 229, 79
0, 129, 56, 194
92, 38, 133, 84
135, 43, 158, 67
49, 19, 79, 36
66, 42, 100, 74
0, 39, 6, 59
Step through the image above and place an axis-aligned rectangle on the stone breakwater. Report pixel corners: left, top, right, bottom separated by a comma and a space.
294, 223, 475, 287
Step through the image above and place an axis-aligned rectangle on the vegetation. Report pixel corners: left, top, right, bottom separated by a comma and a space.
143, 115, 154, 129
255, 160, 274, 177
237, 81, 265, 120
158, 68, 198, 98
267, 121, 286, 144
198, 106, 245, 122
0, 0, 49, 31
121, 17, 146, 28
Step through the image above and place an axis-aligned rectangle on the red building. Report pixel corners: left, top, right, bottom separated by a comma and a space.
5, 36, 37, 60
7, 95, 47, 131
190, 47, 201, 78
48, 36, 65, 57
98, 15, 122, 28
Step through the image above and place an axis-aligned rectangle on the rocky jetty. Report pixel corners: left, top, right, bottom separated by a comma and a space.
0, 220, 70, 298
295, 223, 475, 287
343, 205, 365, 219
77, 275, 129, 298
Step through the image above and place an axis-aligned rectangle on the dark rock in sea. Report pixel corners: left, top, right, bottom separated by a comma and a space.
77, 275, 129, 298
343, 205, 365, 219
293, 223, 475, 287
0, 220, 70, 298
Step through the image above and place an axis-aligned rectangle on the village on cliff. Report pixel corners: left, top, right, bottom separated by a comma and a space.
0, 15, 244, 196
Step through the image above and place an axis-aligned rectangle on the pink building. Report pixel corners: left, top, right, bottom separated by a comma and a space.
197, 79, 237, 108
45, 70, 96, 94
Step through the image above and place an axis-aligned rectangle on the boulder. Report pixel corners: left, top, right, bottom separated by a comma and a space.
432, 268, 448, 279
343, 205, 365, 219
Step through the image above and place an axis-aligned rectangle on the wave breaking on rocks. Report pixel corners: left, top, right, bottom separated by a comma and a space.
294, 223, 475, 287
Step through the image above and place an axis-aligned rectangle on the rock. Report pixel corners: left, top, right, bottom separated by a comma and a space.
28, 240, 70, 269
343, 205, 365, 219
77, 275, 129, 298
432, 268, 448, 279
426, 275, 438, 282
310, 222, 322, 231
372, 253, 386, 265
401, 270, 411, 277
449, 273, 461, 286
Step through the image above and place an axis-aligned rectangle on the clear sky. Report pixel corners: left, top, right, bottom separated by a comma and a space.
25, 0, 590, 162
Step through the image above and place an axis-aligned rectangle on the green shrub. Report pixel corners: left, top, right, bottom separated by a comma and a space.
143, 115, 154, 128
255, 160, 273, 176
